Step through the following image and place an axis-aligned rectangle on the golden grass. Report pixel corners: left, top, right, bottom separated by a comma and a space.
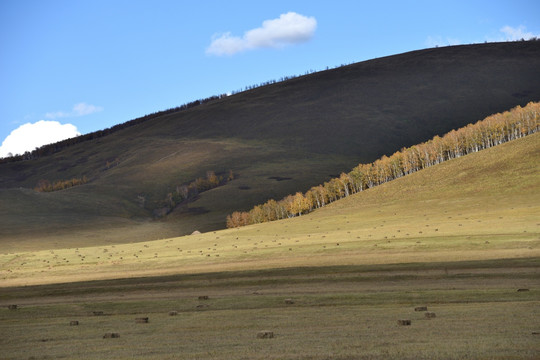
1, 132, 538, 287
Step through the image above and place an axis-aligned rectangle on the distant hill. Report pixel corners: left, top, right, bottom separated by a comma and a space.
1, 41, 540, 249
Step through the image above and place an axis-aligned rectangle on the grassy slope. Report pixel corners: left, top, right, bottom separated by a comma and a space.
1, 131, 538, 286
1, 41, 540, 248
0, 133, 538, 360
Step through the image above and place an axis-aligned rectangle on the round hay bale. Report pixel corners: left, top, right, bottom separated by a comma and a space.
103, 332, 120, 339
425, 312, 436, 319
7, 304, 17, 310
414, 306, 428, 312
135, 317, 149, 323
284, 299, 295, 305
198, 295, 209, 300
92, 311, 104, 316
69, 320, 79, 326
257, 331, 274, 339
397, 319, 411, 326
196, 304, 209, 309
168, 311, 178, 316
191, 230, 201, 235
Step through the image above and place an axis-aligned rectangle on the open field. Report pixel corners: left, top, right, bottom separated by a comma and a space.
0, 260, 539, 360
0, 126, 538, 359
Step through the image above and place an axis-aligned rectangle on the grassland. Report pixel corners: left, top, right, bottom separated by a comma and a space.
0, 262, 538, 360
1, 131, 539, 285
0, 132, 538, 359
1, 41, 540, 245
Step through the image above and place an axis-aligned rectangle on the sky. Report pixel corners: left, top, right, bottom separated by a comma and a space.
1, 0, 539, 157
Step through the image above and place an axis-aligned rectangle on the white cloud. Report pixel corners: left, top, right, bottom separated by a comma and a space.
425, 36, 461, 48
72, 102, 103, 116
206, 12, 317, 56
45, 102, 103, 119
44, 110, 69, 119
500, 25, 539, 41
0, 120, 80, 158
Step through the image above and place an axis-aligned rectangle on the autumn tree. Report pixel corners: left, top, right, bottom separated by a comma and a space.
226, 102, 539, 228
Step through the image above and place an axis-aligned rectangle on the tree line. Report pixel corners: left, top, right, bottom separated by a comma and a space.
154, 170, 235, 218
34, 176, 89, 192
226, 102, 540, 228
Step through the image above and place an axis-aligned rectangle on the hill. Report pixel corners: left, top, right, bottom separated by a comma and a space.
0, 119, 539, 360
1, 41, 540, 249
2, 131, 538, 285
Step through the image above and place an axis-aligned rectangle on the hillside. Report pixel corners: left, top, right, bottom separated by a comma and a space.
2, 131, 538, 284
1, 127, 539, 360
1, 41, 540, 248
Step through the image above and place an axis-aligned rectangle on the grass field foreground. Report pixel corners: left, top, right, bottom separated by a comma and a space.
0, 260, 538, 359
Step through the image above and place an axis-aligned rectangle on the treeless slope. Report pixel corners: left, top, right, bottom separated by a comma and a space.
1, 41, 540, 247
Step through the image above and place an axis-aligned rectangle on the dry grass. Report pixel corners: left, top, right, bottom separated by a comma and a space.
0, 261, 538, 359
0, 131, 538, 359
1, 133, 538, 286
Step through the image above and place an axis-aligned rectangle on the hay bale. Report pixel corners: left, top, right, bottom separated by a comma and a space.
92, 311, 104, 316
425, 312, 436, 319
196, 304, 209, 309
103, 332, 120, 339
397, 319, 411, 326
284, 299, 295, 305
70, 320, 79, 326
414, 306, 428, 312
191, 230, 201, 235
198, 295, 209, 300
517, 288, 529, 292
257, 331, 274, 339
7, 305, 17, 310
168, 311, 178, 316
135, 317, 149, 323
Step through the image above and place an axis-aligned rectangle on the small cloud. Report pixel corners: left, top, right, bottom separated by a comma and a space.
0, 120, 80, 158
45, 102, 103, 119
72, 102, 103, 116
45, 110, 70, 119
425, 35, 461, 48
206, 12, 317, 56
500, 25, 539, 41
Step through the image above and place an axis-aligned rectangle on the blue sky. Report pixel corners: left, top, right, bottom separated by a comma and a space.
1, 0, 539, 157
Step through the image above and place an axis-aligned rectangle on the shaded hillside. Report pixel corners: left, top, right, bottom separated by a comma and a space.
2, 130, 538, 276
1, 41, 540, 247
